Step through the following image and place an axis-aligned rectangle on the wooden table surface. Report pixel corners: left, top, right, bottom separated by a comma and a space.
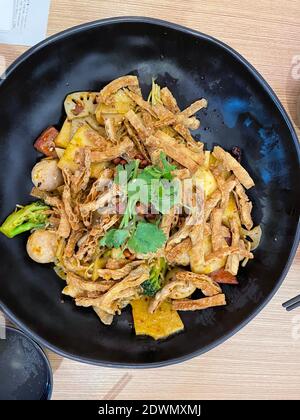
1, 0, 299, 400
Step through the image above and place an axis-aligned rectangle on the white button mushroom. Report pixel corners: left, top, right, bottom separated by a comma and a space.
26, 229, 58, 264
31, 159, 63, 192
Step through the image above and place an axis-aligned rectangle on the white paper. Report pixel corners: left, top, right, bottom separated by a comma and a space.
0, 0, 51, 46
0, 0, 14, 31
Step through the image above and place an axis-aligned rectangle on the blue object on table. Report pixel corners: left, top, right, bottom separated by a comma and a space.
0, 326, 53, 400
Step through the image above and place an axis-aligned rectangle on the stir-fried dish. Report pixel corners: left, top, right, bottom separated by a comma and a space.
0, 76, 261, 340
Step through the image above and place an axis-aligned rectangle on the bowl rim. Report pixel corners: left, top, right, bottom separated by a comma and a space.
1, 326, 53, 399
0, 16, 299, 368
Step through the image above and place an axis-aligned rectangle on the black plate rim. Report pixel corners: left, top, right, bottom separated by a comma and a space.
2, 326, 53, 399
0, 16, 299, 368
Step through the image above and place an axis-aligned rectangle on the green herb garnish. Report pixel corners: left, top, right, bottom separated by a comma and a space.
100, 228, 130, 249
127, 222, 166, 254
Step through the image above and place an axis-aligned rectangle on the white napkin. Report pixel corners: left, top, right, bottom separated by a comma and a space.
0, 0, 51, 46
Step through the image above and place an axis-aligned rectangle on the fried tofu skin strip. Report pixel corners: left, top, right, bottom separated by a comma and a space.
125, 110, 151, 141
96, 261, 144, 280
160, 206, 177, 239
90, 136, 134, 162
175, 271, 222, 297
124, 119, 150, 160
99, 75, 139, 104
233, 182, 253, 230
64, 230, 84, 258
178, 116, 200, 130
189, 185, 205, 267
151, 103, 176, 127
210, 208, 227, 251
149, 279, 190, 313
204, 189, 222, 221
104, 117, 118, 143
165, 237, 192, 266
213, 146, 254, 189
149, 271, 221, 313
145, 131, 203, 173
225, 216, 241, 275
62, 185, 81, 231
72, 147, 92, 193
160, 87, 180, 113
93, 307, 114, 325
124, 88, 157, 117
173, 123, 200, 147
31, 187, 71, 238
181, 98, 208, 117
79, 185, 119, 222
206, 246, 253, 262
172, 294, 226, 311
76, 265, 150, 314
63, 272, 115, 298
219, 177, 236, 211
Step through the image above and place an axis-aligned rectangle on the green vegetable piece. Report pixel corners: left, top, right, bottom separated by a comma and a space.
150, 178, 180, 214
100, 228, 129, 249
142, 257, 167, 296
114, 160, 139, 185
159, 152, 177, 180
127, 222, 166, 254
0, 201, 49, 239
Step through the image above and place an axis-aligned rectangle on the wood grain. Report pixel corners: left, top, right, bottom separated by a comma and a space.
0, 0, 299, 400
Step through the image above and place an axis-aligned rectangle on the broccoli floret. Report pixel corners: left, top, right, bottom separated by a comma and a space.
142, 257, 167, 296
0, 201, 49, 238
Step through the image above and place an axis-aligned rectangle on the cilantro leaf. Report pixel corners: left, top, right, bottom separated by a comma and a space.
114, 160, 139, 185
115, 153, 178, 229
100, 229, 129, 248
139, 152, 176, 182
140, 165, 164, 180
150, 178, 180, 214
159, 152, 177, 180
119, 190, 140, 228
127, 222, 166, 254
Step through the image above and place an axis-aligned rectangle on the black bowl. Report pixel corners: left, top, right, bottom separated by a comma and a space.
0, 327, 53, 400
0, 17, 299, 367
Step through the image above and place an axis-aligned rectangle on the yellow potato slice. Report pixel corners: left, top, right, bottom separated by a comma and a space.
95, 89, 135, 124
90, 162, 110, 178
193, 167, 217, 197
222, 193, 239, 226
58, 125, 98, 171
190, 234, 226, 274
131, 296, 184, 340
55, 118, 72, 148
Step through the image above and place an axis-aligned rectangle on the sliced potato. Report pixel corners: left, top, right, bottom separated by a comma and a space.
190, 234, 226, 274
55, 147, 65, 159
193, 167, 217, 197
55, 118, 72, 148
90, 162, 110, 178
58, 125, 99, 171
222, 193, 239, 226
131, 296, 184, 340
95, 89, 135, 124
